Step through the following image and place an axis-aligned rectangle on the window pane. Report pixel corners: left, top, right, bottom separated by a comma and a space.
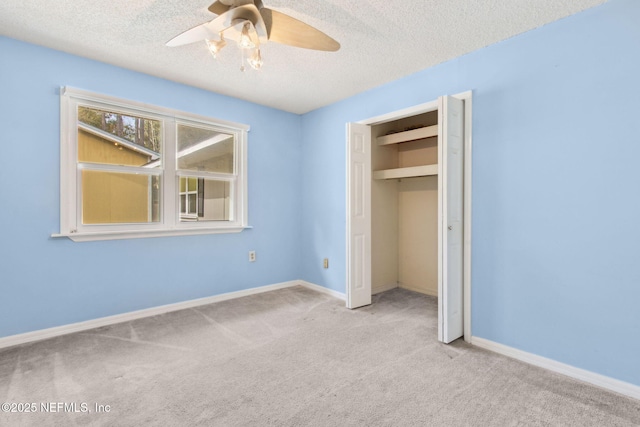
180, 195, 186, 214
82, 171, 161, 224
188, 194, 197, 213
177, 124, 234, 174
188, 177, 197, 192
78, 106, 161, 168
179, 178, 230, 222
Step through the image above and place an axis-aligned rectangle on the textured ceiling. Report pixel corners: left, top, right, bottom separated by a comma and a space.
0, 0, 606, 114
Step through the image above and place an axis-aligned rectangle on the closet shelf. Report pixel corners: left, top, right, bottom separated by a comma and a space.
373, 164, 438, 180
377, 125, 438, 146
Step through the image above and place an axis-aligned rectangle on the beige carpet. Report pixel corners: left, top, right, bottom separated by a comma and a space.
0, 286, 639, 426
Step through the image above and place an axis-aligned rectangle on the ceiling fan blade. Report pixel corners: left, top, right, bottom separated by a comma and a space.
208, 1, 231, 15
260, 8, 340, 52
166, 14, 227, 47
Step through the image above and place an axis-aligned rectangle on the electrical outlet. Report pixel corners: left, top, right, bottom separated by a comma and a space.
249, 251, 256, 262
323, 258, 329, 269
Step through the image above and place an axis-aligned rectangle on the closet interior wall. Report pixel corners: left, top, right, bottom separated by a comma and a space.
371, 110, 439, 296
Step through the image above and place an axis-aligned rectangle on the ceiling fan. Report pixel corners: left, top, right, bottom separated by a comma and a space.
167, 0, 340, 71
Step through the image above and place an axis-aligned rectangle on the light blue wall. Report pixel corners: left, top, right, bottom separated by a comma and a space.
0, 37, 302, 338
300, 0, 640, 386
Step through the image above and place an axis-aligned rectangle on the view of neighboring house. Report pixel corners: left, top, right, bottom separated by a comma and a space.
78, 123, 160, 224
77, 121, 232, 224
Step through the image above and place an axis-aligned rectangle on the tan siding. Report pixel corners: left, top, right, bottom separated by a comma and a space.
203, 180, 230, 221
78, 129, 150, 166
82, 171, 150, 224
78, 129, 153, 224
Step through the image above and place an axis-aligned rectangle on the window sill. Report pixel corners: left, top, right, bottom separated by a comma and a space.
51, 226, 252, 242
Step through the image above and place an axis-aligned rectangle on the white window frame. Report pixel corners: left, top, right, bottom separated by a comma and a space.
53, 87, 250, 242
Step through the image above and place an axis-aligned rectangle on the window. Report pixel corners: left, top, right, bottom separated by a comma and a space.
56, 87, 249, 241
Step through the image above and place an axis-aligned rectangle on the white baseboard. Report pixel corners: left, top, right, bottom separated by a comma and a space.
372, 283, 398, 295
0, 280, 304, 350
471, 336, 640, 401
398, 284, 438, 297
298, 280, 346, 300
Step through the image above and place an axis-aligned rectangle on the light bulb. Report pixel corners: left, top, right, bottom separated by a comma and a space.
248, 48, 263, 70
239, 23, 255, 49
205, 34, 226, 58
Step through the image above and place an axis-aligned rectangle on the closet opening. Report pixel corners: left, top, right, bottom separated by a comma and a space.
346, 93, 472, 344
371, 110, 439, 298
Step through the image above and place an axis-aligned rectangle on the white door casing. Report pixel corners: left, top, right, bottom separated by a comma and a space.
346, 123, 372, 309
438, 95, 465, 343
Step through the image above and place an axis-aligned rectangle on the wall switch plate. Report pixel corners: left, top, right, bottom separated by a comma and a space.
323, 258, 329, 269
249, 251, 256, 262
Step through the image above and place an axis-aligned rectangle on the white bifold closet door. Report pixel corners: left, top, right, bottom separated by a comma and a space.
346, 122, 372, 309
438, 95, 464, 344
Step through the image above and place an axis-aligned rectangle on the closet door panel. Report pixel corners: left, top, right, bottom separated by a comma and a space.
347, 123, 372, 308
438, 96, 465, 343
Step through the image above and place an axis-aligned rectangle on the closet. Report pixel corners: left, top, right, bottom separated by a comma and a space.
346, 94, 468, 343
371, 110, 439, 296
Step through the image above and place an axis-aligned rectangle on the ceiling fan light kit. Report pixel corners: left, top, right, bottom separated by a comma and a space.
205, 34, 226, 58
205, 21, 262, 71
247, 48, 263, 70
167, 0, 340, 72
239, 22, 256, 49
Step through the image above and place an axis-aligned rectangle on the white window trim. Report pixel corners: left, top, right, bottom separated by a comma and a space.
53, 87, 251, 242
